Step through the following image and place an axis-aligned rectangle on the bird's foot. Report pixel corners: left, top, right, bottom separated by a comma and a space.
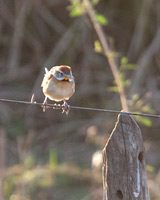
62, 100, 70, 115
53, 103, 61, 109
42, 97, 48, 112
42, 103, 47, 112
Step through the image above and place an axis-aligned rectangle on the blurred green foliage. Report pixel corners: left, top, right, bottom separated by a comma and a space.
95, 14, 108, 25
3, 163, 100, 200
94, 40, 102, 53
7, 116, 26, 138
67, 0, 85, 17
49, 149, 58, 169
0, 0, 160, 199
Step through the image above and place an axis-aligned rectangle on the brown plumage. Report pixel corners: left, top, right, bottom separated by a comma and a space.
41, 65, 75, 113
58, 65, 71, 75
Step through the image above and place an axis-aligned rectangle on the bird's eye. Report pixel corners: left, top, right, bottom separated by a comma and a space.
59, 72, 63, 76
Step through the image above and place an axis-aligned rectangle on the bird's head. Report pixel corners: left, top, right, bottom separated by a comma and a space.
52, 65, 74, 82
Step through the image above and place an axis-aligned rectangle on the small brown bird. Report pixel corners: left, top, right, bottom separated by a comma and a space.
41, 65, 75, 113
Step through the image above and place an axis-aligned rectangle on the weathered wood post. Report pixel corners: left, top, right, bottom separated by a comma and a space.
102, 114, 150, 200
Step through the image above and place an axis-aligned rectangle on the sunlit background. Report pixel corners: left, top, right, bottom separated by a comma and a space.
0, 0, 160, 199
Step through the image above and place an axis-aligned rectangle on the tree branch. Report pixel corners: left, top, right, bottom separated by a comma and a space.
82, 0, 129, 111
130, 25, 160, 95
7, 0, 32, 77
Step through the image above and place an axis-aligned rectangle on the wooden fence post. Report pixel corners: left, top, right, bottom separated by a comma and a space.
102, 114, 150, 200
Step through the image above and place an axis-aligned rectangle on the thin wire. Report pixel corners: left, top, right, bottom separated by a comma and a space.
0, 98, 160, 118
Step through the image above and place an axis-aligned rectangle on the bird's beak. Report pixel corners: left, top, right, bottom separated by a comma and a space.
64, 77, 69, 81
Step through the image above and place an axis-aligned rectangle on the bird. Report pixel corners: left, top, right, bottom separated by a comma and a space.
41, 65, 75, 114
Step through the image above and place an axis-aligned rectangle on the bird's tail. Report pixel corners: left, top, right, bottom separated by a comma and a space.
41, 68, 49, 87
45, 67, 49, 74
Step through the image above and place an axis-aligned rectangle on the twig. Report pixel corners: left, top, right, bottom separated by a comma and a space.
7, 0, 32, 77
127, 0, 151, 60
0, 98, 160, 118
0, 0, 42, 55
130, 25, 160, 95
0, 0, 14, 27
82, 0, 129, 111
0, 129, 6, 200
36, 1, 66, 34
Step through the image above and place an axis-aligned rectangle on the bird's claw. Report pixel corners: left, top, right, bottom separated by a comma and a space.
42, 103, 47, 112
53, 103, 61, 109
42, 97, 48, 112
62, 101, 70, 115
42, 98, 70, 114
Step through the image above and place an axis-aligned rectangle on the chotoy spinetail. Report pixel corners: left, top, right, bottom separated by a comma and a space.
41, 65, 75, 114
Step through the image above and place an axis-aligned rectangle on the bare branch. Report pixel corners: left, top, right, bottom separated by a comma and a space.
82, 0, 129, 111
36, 1, 66, 34
0, 128, 6, 200
127, 0, 152, 60
7, 0, 32, 77
130, 25, 160, 95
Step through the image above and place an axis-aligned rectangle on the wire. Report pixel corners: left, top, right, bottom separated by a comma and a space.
0, 98, 160, 118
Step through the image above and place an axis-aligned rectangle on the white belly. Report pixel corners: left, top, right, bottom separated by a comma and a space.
43, 78, 75, 102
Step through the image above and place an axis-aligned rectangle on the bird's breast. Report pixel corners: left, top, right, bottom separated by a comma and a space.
43, 77, 75, 101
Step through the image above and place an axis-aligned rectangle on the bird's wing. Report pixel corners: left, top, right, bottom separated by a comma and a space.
41, 69, 53, 87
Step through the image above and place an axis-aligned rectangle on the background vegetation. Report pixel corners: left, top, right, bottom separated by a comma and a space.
0, 0, 160, 199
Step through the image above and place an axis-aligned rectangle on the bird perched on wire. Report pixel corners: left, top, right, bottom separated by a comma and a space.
41, 65, 75, 114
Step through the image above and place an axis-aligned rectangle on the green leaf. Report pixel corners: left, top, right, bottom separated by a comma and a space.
126, 64, 136, 70
121, 57, 128, 65
137, 116, 152, 127
91, 0, 100, 5
107, 86, 119, 93
120, 57, 135, 70
95, 14, 108, 25
108, 51, 117, 58
132, 94, 139, 101
136, 99, 143, 107
69, 7, 84, 17
119, 73, 129, 86
67, 1, 85, 17
141, 104, 155, 114
146, 165, 155, 173
94, 40, 102, 53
